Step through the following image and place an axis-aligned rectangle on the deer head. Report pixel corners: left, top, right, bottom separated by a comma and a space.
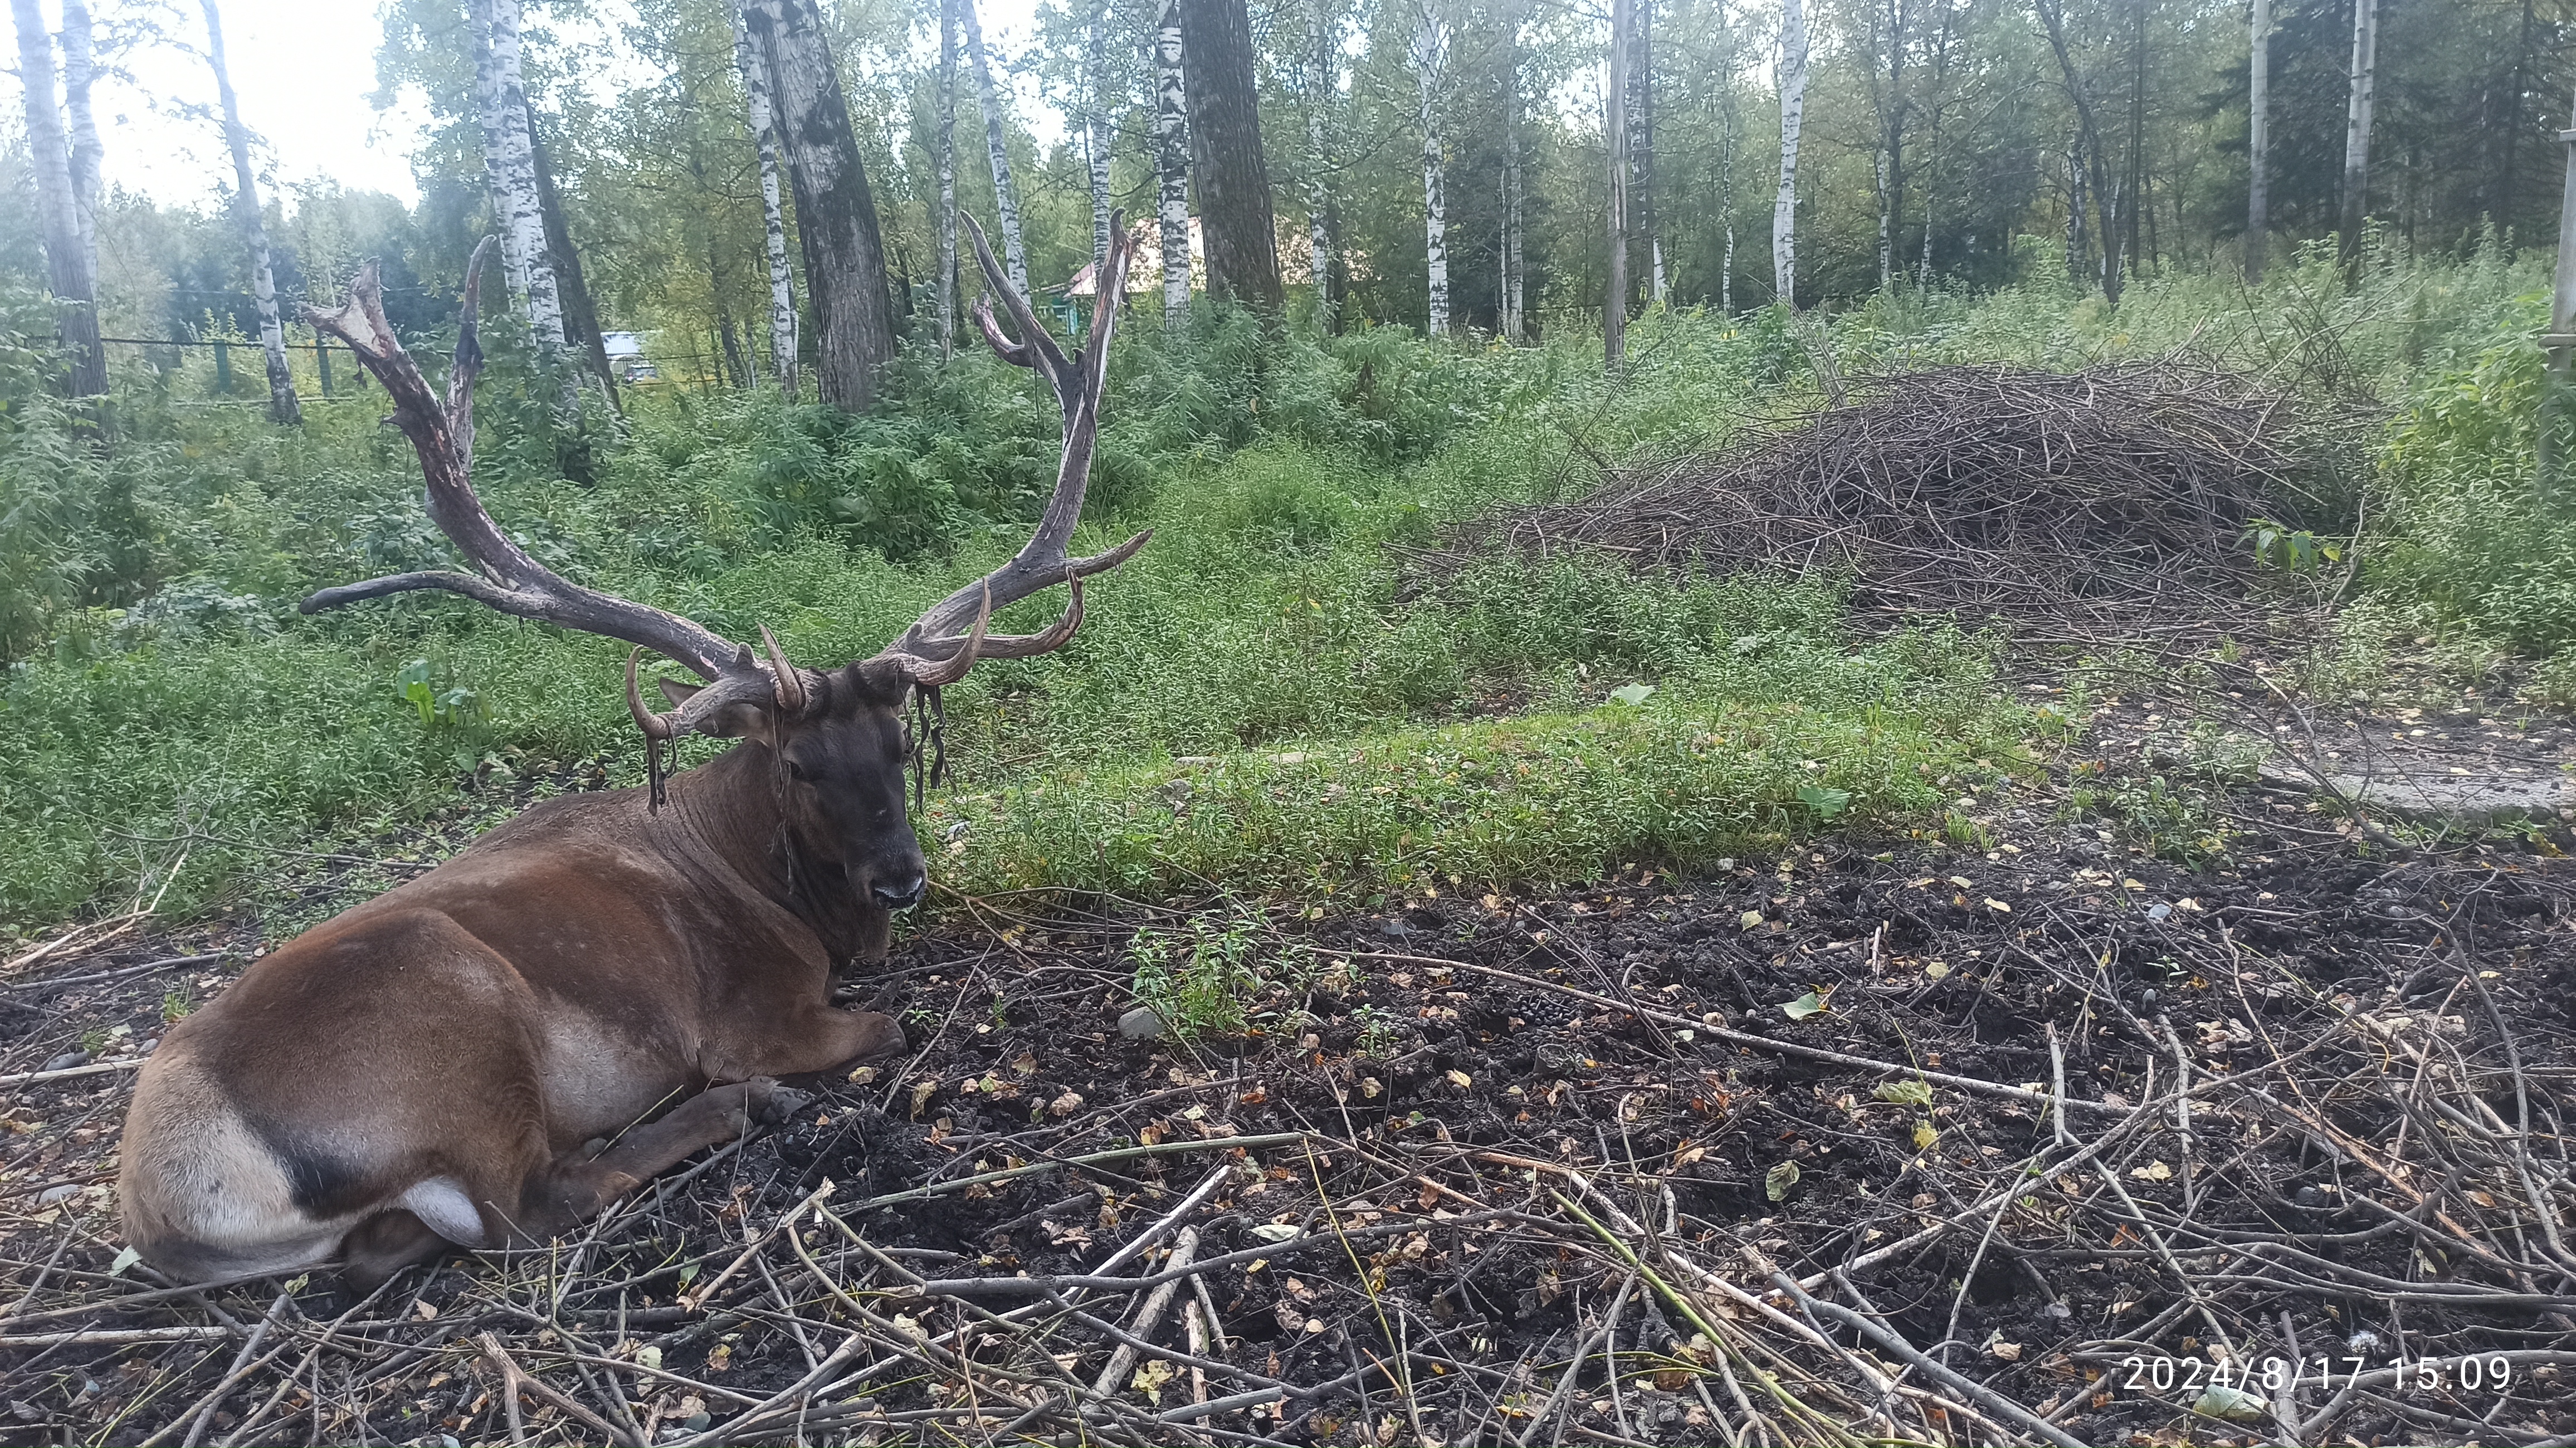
302, 213, 1147, 921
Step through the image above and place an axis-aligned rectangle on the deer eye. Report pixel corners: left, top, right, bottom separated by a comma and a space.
783, 758, 809, 781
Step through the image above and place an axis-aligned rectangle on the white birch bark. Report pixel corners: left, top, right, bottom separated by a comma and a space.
472, 0, 569, 367
959, 0, 1028, 297
1875, 149, 1892, 288
1308, 0, 1335, 326
934, 0, 958, 358
1501, 11, 1523, 342
1153, 0, 1191, 321
1773, 0, 1807, 306
735, 3, 801, 392
1607, 0, 1627, 366
11, 0, 101, 397
202, 0, 299, 425
1413, 0, 1448, 337
61, 0, 97, 277
2338, 0, 2377, 262
2246, 0, 2270, 283
1720, 95, 1736, 312
1086, 0, 1113, 272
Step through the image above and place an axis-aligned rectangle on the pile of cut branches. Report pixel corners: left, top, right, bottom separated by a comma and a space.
1446, 364, 2314, 632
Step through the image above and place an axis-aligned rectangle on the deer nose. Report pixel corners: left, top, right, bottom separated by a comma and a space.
871, 873, 927, 910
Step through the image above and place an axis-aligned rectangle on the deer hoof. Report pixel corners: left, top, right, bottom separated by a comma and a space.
845, 1011, 906, 1062
740, 1078, 814, 1128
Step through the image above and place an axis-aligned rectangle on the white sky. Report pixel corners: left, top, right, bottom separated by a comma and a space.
12, 0, 1052, 213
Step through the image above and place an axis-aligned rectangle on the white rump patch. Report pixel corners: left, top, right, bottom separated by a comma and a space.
397, 1178, 486, 1246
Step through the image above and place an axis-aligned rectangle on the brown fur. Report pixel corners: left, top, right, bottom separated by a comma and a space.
119, 663, 923, 1286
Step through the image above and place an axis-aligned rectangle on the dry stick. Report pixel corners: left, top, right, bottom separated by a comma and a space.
1519, 1275, 1635, 1448
1768, 1275, 2086, 1448
682, 1177, 835, 1310
0, 1325, 233, 1347
1088, 1225, 1201, 1400
842, 1132, 1305, 1214
159, 1287, 292, 1448
479, 1332, 637, 1447
0, 1058, 145, 1087
1354, 950, 2124, 1116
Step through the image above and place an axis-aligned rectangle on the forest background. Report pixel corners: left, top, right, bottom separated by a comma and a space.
0, 0, 2569, 936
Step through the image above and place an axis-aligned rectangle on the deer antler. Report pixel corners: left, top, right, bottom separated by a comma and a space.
871, 211, 1151, 682
299, 238, 795, 741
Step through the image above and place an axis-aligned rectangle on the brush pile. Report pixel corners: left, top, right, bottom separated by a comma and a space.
1453, 364, 2311, 630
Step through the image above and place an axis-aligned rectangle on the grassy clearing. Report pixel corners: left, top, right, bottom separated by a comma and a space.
0, 251, 2558, 932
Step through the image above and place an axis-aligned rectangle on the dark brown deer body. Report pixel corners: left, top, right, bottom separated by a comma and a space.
119, 218, 1145, 1286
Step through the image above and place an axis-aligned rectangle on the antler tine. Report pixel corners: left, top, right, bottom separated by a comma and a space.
875, 215, 1149, 684
303, 239, 803, 735
962, 212, 1073, 397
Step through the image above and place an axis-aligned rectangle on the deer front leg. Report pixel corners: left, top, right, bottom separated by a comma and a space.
518, 1078, 809, 1239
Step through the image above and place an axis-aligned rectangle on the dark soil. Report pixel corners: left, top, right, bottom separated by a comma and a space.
4, 710, 2573, 1447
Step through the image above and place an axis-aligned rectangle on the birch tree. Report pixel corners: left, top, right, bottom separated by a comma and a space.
1085, 0, 1113, 272
743, 0, 897, 411
2246, 0, 2269, 283
1773, 0, 1807, 306
1307, 0, 1338, 329
1608, 0, 1629, 366
2035, 0, 2123, 302
959, 0, 1028, 297
9, 0, 103, 397
734, 3, 800, 392
1501, 3, 1524, 341
1413, 0, 1448, 337
1153, 0, 1191, 321
1626, 0, 1658, 304
470, 0, 570, 371
2338, 0, 2378, 267
935, 0, 959, 358
202, 0, 299, 424
61, 0, 97, 279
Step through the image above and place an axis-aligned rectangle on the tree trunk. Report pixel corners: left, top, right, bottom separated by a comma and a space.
529, 112, 617, 409
735, 3, 801, 392
959, 0, 1028, 297
1502, 8, 1524, 342
2066, 131, 2088, 278
2035, 0, 2122, 303
714, 244, 749, 388
744, 0, 897, 412
1087, 0, 1114, 272
2246, 0, 2268, 283
1720, 84, 1736, 312
1773, 0, 1807, 306
1308, 0, 1338, 329
2339, 0, 2378, 268
1414, 0, 1448, 336
471, 0, 571, 370
61, 0, 97, 280
1607, 0, 1628, 366
9, 0, 103, 398
202, 0, 299, 424
935, 0, 959, 358
1875, 150, 1892, 288
1180, 0, 1282, 310
1626, 0, 1657, 306
1153, 0, 1191, 322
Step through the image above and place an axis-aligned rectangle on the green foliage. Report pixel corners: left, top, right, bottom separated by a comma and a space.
1125, 906, 1316, 1040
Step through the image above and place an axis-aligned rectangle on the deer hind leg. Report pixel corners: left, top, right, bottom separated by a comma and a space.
341, 1210, 450, 1290
513, 1078, 809, 1240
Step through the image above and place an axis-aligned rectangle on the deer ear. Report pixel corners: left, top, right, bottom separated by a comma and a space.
693, 702, 777, 742
659, 678, 702, 708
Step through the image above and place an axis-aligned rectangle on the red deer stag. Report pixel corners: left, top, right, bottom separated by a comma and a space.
117, 216, 1145, 1286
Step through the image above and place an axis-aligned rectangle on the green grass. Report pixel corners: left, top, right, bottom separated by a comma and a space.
0, 250, 2560, 935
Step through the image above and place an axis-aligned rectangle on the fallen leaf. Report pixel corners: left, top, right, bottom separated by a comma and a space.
909, 1079, 936, 1119
1609, 683, 1657, 706
2130, 1160, 2174, 1181
107, 1246, 139, 1278
1446, 1069, 1472, 1088
1983, 897, 2012, 913
1782, 990, 1827, 1020
1251, 1223, 1302, 1242
2191, 1385, 2270, 1422
1740, 910, 1765, 931
1131, 1359, 1174, 1405
1873, 1079, 1934, 1107
1988, 1340, 2024, 1362
1048, 1090, 1084, 1117
1924, 962, 1952, 979
1011, 1053, 1038, 1077
1764, 1161, 1801, 1201
1913, 1120, 1939, 1151
1948, 875, 1974, 889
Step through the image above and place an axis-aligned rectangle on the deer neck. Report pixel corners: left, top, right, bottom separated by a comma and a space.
661, 742, 876, 965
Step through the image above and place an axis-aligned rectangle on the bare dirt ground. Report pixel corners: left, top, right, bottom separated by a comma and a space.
2, 678, 2572, 1448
